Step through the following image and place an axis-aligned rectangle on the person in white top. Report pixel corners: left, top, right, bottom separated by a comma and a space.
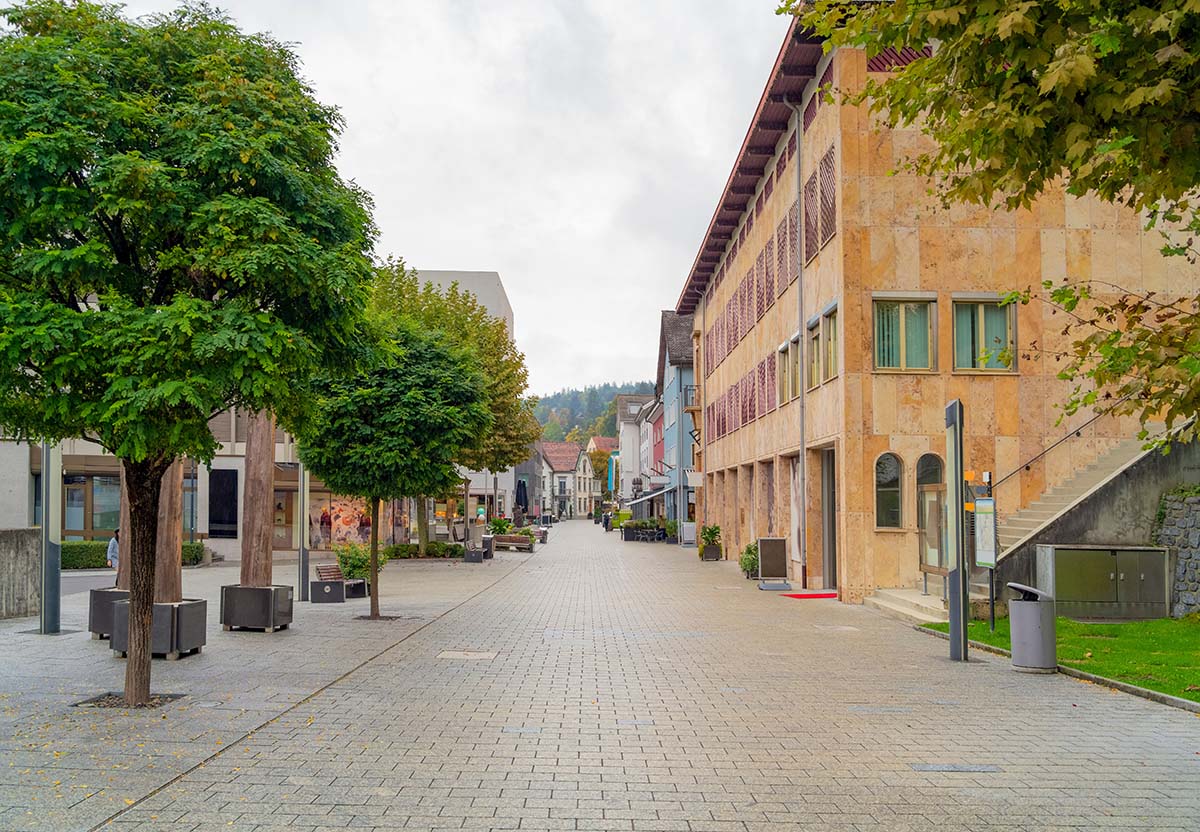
107, 529, 120, 586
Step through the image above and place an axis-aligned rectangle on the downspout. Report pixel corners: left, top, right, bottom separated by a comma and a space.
785, 96, 808, 589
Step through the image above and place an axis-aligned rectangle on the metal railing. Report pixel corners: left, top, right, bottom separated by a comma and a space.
993, 395, 1133, 489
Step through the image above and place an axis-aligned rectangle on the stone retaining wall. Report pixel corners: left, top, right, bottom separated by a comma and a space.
0, 528, 39, 619
1156, 492, 1200, 617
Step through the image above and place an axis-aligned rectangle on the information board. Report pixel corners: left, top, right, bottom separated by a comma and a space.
974, 497, 997, 568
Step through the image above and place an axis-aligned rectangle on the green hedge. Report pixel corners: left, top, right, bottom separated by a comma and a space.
381, 542, 465, 559
61, 541, 108, 569
60, 540, 206, 569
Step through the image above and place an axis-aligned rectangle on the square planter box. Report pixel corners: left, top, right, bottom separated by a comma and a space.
622, 528, 636, 542
88, 587, 129, 640
464, 548, 484, 564
111, 598, 206, 661
310, 580, 346, 603
220, 585, 293, 632
701, 544, 722, 562
345, 580, 368, 599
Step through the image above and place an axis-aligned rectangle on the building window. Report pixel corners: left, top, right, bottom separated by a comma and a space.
823, 309, 838, 381
777, 344, 789, 404
92, 475, 121, 535
874, 300, 933, 370
789, 336, 801, 399
875, 453, 902, 528
953, 301, 1013, 370
208, 469, 239, 539
807, 325, 820, 390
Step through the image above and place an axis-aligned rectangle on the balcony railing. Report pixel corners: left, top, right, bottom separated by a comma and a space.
683, 385, 699, 410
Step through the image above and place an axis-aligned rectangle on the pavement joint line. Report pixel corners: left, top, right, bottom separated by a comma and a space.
85, 547, 541, 831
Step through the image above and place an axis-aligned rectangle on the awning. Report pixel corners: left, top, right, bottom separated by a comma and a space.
627, 487, 669, 507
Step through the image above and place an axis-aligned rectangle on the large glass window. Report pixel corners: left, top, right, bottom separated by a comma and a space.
953, 301, 1013, 370
874, 301, 932, 370
92, 475, 121, 533
823, 309, 839, 380
208, 468, 239, 539
807, 326, 820, 389
777, 345, 789, 405
875, 453, 902, 528
789, 338, 801, 399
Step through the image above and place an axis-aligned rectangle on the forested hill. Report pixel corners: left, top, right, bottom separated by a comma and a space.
534, 381, 653, 440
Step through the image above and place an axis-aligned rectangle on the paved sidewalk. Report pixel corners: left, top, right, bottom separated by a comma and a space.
6, 521, 1200, 831
0, 549, 531, 831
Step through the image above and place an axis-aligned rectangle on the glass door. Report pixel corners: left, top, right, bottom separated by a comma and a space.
918, 486, 947, 573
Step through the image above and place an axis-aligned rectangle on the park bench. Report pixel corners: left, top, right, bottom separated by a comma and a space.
492, 534, 535, 552
311, 563, 366, 603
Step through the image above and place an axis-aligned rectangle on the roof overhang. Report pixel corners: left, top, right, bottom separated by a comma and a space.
675, 18, 826, 315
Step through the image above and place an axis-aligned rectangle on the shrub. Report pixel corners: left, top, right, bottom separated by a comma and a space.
382, 543, 420, 560
444, 543, 465, 557
614, 510, 631, 528
700, 525, 721, 545
61, 540, 108, 569
336, 541, 384, 581
181, 542, 205, 566
739, 542, 759, 576
515, 527, 536, 540
488, 517, 513, 534
665, 520, 678, 538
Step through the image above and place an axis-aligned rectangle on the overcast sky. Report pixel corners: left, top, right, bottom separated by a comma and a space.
123, 1, 792, 397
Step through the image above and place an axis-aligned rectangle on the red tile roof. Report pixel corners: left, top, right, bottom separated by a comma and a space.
541, 441, 583, 472
590, 437, 618, 453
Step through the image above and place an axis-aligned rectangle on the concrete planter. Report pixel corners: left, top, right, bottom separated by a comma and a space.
701, 543, 722, 562
111, 598, 207, 661
220, 585, 293, 633
88, 587, 129, 640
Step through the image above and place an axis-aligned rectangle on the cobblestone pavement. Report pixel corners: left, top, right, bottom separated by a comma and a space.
7, 521, 1200, 831
0, 550, 530, 831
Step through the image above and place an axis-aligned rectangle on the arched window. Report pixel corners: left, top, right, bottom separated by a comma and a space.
875, 453, 902, 528
917, 453, 943, 487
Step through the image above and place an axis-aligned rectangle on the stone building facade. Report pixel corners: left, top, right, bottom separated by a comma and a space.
678, 22, 1200, 603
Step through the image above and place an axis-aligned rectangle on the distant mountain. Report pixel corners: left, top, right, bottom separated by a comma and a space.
535, 381, 653, 440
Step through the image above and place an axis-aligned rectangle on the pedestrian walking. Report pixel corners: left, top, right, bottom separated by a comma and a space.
107, 529, 120, 585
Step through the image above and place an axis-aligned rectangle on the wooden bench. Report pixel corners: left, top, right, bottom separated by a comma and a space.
493, 534, 535, 552
311, 563, 366, 603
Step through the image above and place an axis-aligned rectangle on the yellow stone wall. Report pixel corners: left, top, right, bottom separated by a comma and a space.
695, 47, 1199, 601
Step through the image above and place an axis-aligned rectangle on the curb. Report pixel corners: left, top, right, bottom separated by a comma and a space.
915, 624, 1200, 715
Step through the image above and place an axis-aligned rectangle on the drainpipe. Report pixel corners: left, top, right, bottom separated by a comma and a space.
786, 97, 808, 588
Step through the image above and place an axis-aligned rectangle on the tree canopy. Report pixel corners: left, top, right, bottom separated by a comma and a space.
0, 0, 376, 703
372, 259, 540, 473
784, 0, 1200, 442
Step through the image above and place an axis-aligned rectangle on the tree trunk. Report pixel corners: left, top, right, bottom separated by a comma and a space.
122, 456, 170, 707
416, 498, 429, 556
117, 468, 131, 590
156, 460, 183, 604
369, 496, 381, 619
240, 410, 275, 587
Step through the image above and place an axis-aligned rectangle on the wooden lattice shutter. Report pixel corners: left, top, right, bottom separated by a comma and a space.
776, 221, 788, 297
819, 147, 836, 245
756, 252, 766, 319
804, 174, 819, 261
764, 240, 775, 310
789, 200, 799, 281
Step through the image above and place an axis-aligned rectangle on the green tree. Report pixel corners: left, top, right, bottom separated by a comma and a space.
587, 397, 619, 438
372, 260, 541, 536
298, 318, 490, 618
784, 0, 1200, 442
542, 419, 566, 442
588, 449, 612, 490
0, 1, 375, 704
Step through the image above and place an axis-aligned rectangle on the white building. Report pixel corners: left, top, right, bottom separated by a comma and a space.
615, 393, 653, 506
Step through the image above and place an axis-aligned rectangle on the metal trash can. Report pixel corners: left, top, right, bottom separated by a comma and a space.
1007, 582, 1056, 673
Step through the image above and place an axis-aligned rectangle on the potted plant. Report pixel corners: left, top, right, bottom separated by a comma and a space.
699, 525, 722, 561
488, 517, 513, 535
621, 518, 637, 542
739, 541, 759, 579
664, 520, 679, 545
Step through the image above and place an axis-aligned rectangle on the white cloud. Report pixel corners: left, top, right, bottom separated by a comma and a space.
120, 0, 791, 395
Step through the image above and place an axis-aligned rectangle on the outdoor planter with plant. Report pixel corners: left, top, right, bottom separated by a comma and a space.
665, 520, 678, 544
739, 542, 758, 578
700, 525, 722, 561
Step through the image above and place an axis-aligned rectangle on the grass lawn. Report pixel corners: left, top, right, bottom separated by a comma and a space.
925, 616, 1200, 704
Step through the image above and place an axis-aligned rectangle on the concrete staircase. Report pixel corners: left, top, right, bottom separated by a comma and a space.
864, 587, 948, 625
995, 437, 1151, 555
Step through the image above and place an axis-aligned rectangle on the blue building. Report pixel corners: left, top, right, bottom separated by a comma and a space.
656, 311, 698, 543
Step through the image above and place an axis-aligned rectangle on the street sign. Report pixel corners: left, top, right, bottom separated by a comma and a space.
974, 497, 997, 568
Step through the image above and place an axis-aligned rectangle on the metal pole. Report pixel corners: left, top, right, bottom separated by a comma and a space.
298, 461, 309, 601
39, 442, 62, 634
987, 476, 996, 632
945, 400, 968, 661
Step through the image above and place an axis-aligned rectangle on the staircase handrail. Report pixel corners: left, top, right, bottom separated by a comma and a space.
992, 395, 1134, 490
